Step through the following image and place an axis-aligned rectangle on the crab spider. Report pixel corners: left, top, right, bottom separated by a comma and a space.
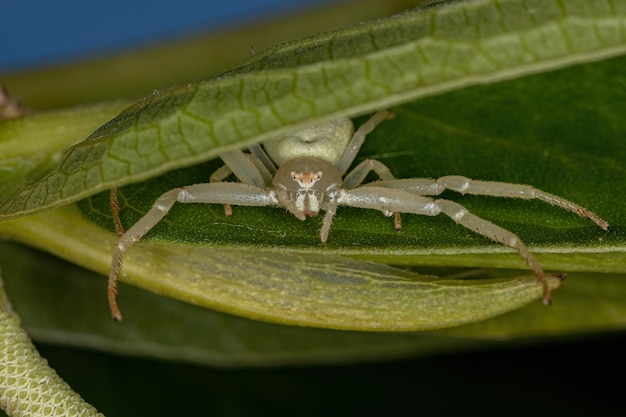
108, 110, 610, 321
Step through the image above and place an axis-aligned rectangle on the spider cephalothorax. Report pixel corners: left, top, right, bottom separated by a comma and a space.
108, 110, 610, 321
275, 157, 341, 217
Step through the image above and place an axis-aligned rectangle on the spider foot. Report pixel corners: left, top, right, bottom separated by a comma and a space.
223, 204, 233, 217
394, 212, 402, 231
539, 273, 567, 306
108, 287, 123, 321
538, 274, 552, 306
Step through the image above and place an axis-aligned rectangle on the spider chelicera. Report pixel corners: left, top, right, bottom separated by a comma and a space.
108, 110, 610, 321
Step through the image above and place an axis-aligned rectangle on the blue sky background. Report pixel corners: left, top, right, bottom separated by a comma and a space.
0, 0, 333, 72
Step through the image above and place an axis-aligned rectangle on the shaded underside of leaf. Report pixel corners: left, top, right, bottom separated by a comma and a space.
0, 206, 561, 331
1, 241, 624, 368
1, 0, 625, 219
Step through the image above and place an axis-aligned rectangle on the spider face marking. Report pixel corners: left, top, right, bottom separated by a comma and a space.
289, 170, 325, 215
290, 171, 323, 189
108, 109, 610, 320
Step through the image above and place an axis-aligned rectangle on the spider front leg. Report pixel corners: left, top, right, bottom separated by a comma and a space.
108, 182, 275, 321
343, 159, 402, 230
337, 186, 557, 304
338, 110, 401, 229
367, 176, 610, 231
210, 150, 275, 217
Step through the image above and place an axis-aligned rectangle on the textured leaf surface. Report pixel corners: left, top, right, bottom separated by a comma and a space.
77, 56, 626, 271
1, 0, 625, 334
0, 207, 561, 331
0, 272, 103, 416
2, 2, 624, 416
2, 242, 625, 368
0, 101, 132, 209
1, 54, 624, 330
1, 0, 625, 219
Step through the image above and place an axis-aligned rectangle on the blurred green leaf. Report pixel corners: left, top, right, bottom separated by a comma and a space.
0, 1, 414, 109
0, 101, 132, 207
0, 266, 103, 416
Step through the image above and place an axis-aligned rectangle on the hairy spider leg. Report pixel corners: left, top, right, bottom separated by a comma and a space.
336, 186, 566, 304
334, 109, 401, 228
210, 150, 274, 217
320, 198, 338, 243
335, 109, 394, 176
367, 176, 610, 231
108, 182, 275, 320
248, 144, 277, 173
110, 187, 125, 237
343, 159, 402, 230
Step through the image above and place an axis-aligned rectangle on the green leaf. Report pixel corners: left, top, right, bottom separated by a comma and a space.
0, 268, 103, 416
0, 206, 562, 331
75, 55, 625, 274
1, 0, 625, 333
0, 242, 495, 366
1, 0, 625, 219
0, 100, 132, 209
1, 55, 624, 330
1, 2, 625, 415
3, 241, 625, 368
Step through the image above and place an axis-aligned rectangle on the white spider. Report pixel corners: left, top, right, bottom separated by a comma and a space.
108, 110, 610, 321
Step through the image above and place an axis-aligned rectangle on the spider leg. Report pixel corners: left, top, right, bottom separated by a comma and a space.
248, 144, 277, 174
335, 110, 393, 176
369, 176, 610, 231
344, 159, 402, 230
211, 150, 274, 217
219, 150, 274, 187
435, 198, 554, 304
276, 189, 307, 221
209, 164, 236, 217
438, 176, 610, 230
343, 158, 402, 230
108, 182, 275, 321
362, 178, 445, 195
338, 186, 553, 303
109, 187, 125, 237
320, 200, 338, 243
